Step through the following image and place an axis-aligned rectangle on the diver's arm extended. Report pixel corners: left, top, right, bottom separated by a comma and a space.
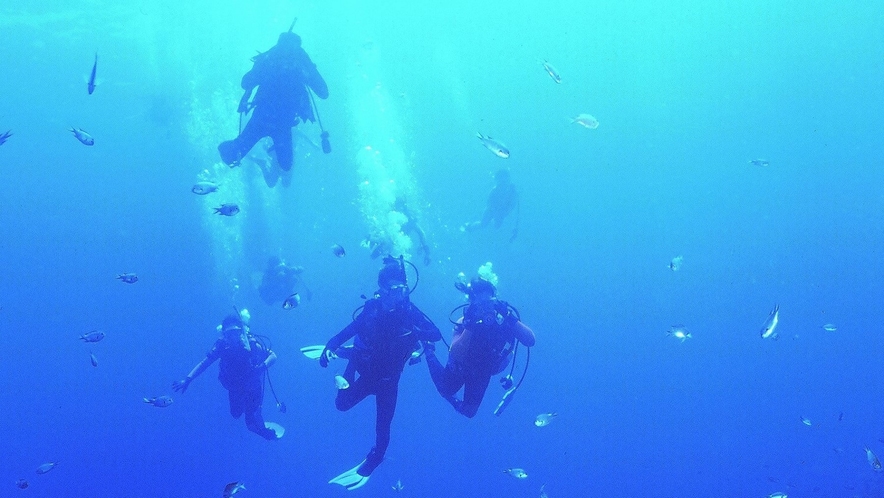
512, 320, 535, 347
300, 50, 329, 99
173, 355, 218, 392
260, 349, 278, 370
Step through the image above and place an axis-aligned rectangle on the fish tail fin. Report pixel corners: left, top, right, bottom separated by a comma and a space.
142, 398, 150, 403
476, 132, 484, 140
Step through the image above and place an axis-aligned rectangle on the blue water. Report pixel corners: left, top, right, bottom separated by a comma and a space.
2, 1, 883, 496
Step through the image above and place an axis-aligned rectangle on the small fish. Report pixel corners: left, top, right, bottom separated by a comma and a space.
143, 396, 173, 407
504, 468, 528, 479
768, 493, 787, 498
534, 412, 558, 427
331, 244, 346, 258
800, 416, 812, 426
69, 127, 95, 146
667, 325, 692, 342
668, 255, 683, 271
335, 375, 350, 390
838, 411, 844, 421
865, 446, 882, 471
191, 181, 219, 195
282, 293, 301, 310
88, 52, 98, 95
477, 132, 510, 158
392, 479, 404, 492
79, 330, 105, 343
749, 159, 770, 167
540, 484, 549, 498
15, 479, 28, 489
760, 305, 780, 339
213, 203, 240, 216
822, 323, 837, 332
571, 113, 599, 129
116, 273, 138, 284
90, 351, 98, 367
0, 130, 11, 146
223, 481, 246, 498
541, 60, 561, 83
35, 462, 57, 474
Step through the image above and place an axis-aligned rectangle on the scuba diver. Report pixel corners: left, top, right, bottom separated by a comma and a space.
365, 197, 432, 266
423, 275, 535, 418
461, 168, 520, 242
257, 256, 311, 306
217, 24, 329, 188
318, 256, 441, 490
172, 311, 284, 440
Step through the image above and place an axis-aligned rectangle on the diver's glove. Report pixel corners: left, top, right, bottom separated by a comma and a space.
172, 377, 192, 393
319, 347, 336, 368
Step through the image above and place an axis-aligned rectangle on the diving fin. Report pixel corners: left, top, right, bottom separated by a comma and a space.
265, 422, 285, 439
329, 460, 370, 491
300, 345, 325, 360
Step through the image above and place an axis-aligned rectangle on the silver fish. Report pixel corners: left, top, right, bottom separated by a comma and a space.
768, 493, 787, 498
69, 127, 94, 146
88, 53, 97, 95
223, 482, 246, 498
335, 375, 350, 390
571, 113, 599, 129
540, 484, 549, 498
865, 446, 882, 471
15, 479, 28, 489
504, 468, 528, 479
213, 203, 240, 216
477, 132, 510, 158
541, 60, 561, 83
282, 293, 300, 310
392, 479, 404, 492
534, 412, 558, 427
143, 396, 173, 407
749, 159, 770, 167
79, 330, 105, 343
332, 244, 346, 257
117, 273, 138, 284
667, 325, 692, 342
668, 255, 683, 271
90, 351, 98, 367
800, 416, 812, 426
760, 305, 780, 339
822, 323, 837, 332
35, 462, 57, 474
191, 181, 219, 195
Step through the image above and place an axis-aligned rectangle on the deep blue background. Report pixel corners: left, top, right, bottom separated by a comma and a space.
1, 1, 883, 496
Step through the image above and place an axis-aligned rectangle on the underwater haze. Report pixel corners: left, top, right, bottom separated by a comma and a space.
1, 0, 883, 496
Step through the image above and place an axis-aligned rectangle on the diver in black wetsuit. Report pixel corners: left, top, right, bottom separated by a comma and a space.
218, 30, 329, 187
172, 312, 283, 440
319, 256, 441, 490
462, 168, 520, 241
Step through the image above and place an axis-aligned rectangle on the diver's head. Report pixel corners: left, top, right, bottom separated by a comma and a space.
378, 256, 409, 309
221, 313, 245, 340
468, 277, 497, 302
277, 31, 302, 50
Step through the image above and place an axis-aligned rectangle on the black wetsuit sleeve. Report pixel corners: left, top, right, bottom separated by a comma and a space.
409, 305, 442, 342
299, 50, 329, 99
325, 319, 361, 352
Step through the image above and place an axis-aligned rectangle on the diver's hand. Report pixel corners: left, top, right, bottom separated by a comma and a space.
172, 377, 191, 393
319, 348, 333, 368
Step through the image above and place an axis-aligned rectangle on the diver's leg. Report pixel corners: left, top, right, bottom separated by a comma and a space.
358, 379, 398, 477
335, 370, 371, 412
219, 118, 264, 165
228, 389, 244, 419
457, 371, 493, 418
425, 352, 463, 398
241, 386, 276, 439
271, 127, 294, 172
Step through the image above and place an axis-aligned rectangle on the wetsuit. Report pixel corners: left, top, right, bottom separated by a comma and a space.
207, 336, 276, 440
218, 41, 328, 171
426, 300, 535, 418
324, 297, 441, 476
